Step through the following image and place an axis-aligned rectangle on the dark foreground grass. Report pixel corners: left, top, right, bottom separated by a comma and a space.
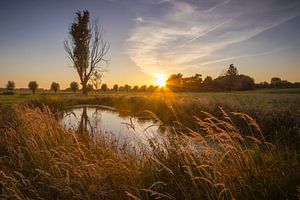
0, 105, 299, 199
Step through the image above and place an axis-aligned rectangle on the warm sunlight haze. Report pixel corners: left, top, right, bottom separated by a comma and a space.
155, 73, 167, 87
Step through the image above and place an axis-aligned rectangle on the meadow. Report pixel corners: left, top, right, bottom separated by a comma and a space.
0, 88, 300, 199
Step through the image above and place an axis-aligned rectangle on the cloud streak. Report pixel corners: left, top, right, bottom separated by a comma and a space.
126, 0, 300, 75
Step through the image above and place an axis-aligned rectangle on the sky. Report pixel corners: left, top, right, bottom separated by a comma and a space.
0, 0, 300, 89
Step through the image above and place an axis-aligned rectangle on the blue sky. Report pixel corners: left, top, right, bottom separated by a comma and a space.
0, 0, 299, 88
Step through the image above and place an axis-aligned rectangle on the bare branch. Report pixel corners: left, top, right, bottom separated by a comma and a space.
64, 10, 109, 95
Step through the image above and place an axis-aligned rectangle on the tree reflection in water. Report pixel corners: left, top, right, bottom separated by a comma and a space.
62, 106, 166, 148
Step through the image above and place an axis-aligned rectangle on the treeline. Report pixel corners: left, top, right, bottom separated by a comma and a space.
166, 64, 255, 92
0, 80, 161, 94
166, 64, 300, 92
256, 77, 300, 89
65, 84, 160, 93
1, 64, 299, 94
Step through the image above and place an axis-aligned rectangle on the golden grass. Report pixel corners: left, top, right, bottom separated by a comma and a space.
0, 105, 299, 199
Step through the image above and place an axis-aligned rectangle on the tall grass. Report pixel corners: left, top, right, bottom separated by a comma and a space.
0, 105, 299, 199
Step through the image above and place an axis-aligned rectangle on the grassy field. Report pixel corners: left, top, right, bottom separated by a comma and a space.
0, 88, 300, 199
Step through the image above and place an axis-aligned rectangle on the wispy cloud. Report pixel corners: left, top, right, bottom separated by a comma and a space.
126, 0, 300, 75
134, 17, 144, 23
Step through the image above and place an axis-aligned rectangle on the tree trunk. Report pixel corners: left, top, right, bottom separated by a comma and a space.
82, 81, 88, 95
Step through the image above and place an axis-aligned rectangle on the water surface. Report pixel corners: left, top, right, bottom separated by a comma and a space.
62, 105, 164, 147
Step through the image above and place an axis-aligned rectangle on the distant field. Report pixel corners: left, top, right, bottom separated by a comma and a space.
1, 87, 300, 106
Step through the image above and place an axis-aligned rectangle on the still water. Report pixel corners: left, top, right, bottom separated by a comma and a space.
61, 105, 164, 147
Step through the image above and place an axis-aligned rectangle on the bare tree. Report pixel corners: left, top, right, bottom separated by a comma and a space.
91, 71, 102, 90
64, 10, 109, 95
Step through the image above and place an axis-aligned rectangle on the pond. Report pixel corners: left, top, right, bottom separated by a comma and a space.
61, 105, 166, 147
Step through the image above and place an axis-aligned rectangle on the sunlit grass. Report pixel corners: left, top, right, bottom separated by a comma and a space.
0, 104, 299, 199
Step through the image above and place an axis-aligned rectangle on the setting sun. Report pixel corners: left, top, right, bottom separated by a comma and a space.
155, 73, 167, 87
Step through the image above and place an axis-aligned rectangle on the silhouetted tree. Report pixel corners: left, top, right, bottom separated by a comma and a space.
124, 84, 131, 92
101, 83, 108, 92
166, 73, 183, 91
119, 86, 125, 91
86, 84, 93, 93
28, 81, 38, 94
113, 84, 118, 92
280, 80, 292, 87
226, 64, 238, 76
225, 64, 239, 91
147, 85, 154, 92
237, 75, 255, 90
50, 82, 60, 93
70, 81, 79, 93
202, 76, 213, 91
270, 77, 281, 85
64, 10, 109, 95
139, 85, 147, 92
258, 81, 269, 88
182, 73, 202, 91
270, 77, 293, 88
132, 85, 139, 92
6, 81, 15, 91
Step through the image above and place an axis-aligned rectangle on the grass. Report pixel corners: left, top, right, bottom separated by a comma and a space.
0, 88, 300, 199
0, 105, 299, 199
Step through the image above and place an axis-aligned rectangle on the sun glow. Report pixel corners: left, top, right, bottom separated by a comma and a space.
155, 73, 167, 87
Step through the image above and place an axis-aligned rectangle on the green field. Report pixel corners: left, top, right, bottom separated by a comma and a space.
0, 88, 300, 199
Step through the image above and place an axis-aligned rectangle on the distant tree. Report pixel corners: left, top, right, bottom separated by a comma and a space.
132, 85, 139, 92
50, 82, 60, 93
28, 81, 38, 94
202, 76, 213, 91
101, 83, 108, 92
225, 64, 239, 91
70, 81, 79, 93
6, 81, 15, 91
237, 75, 255, 90
139, 85, 147, 92
182, 73, 202, 91
226, 64, 238, 76
166, 73, 183, 91
147, 85, 154, 92
203, 76, 213, 84
113, 84, 118, 92
64, 10, 109, 95
86, 84, 93, 93
91, 71, 102, 90
119, 86, 125, 91
293, 82, 300, 87
261, 81, 269, 88
257, 81, 269, 89
270, 77, 281, 87
124, 84, 131, 92
280, 80, 292, 87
